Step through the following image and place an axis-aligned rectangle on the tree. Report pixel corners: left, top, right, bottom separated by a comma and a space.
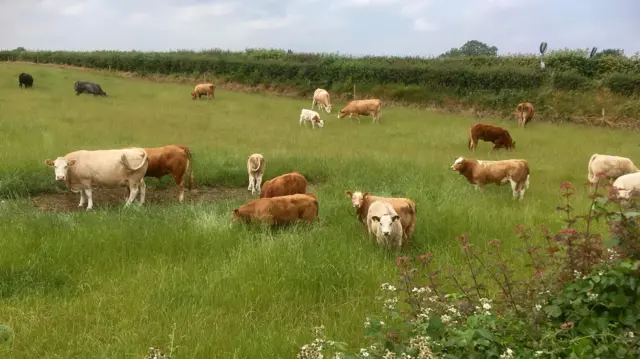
439, 40, 499, 58
13, 47, 26, 51
595, 48, 625, 58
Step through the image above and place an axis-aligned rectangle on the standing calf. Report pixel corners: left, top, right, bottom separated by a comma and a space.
247, 153, 265, 195
18, 73, 34, 88
366, 200, 403, 248
299, 109, 324, 129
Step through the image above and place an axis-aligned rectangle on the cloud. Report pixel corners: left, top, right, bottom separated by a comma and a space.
0, 0, 638, 57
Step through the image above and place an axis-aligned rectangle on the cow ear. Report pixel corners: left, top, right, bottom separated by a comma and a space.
45, 159, 54, 166
392, 215, 400, 222
345, 191, 352, 197
362, 192, 369, 198
371, 216, 380, 222
233, 208, 239, 214
68, 160, 77, 166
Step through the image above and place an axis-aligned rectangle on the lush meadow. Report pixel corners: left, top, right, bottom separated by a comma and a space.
0, 63, 638, 358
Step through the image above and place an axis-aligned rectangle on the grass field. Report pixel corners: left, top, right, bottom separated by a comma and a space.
0, 62, 638, 359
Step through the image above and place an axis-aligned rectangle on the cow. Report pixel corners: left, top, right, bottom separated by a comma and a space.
366, 200, 403, 249
299, 109, 324, 129
587, 154, 639, 185
74, 81, 107, 96
611, 172, 640, 201
260, 171, 307, 199
18, 73, 33, 88
311, 88, 332, 114
345, 191, 417, 244
124, 145, 194, 203
515, 102, 535, 128
44, 148, 149, 211
231, 193, 319, 226
191, 83, 215, 100
337, 99, 382, 124
247, 153, 266, 195
468, 123, 515, 152
450, 157, 530, 200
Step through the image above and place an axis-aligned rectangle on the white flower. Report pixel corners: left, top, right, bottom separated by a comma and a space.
364, 317, 371, 328
499, 348, 515, 359
380, 283, 397, 292
535, 304, 542, 311
535, 351, 543, 357
629, 331, 635, 338
440, 314, 452, 324
379, 321, 385, 326
360, 348, 370, 357
482, 302, 492, 310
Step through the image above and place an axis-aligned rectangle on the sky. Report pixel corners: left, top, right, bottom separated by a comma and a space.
1, 0, 639, 57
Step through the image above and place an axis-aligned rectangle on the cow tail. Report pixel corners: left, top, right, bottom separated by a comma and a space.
179, 146, 195, 190
250, 157, 260, 172
587, 154, 598, 182
209, 84, 215, 99
120, 149, 148, 171
468, 127, 474, 150
524, 161, 531, 189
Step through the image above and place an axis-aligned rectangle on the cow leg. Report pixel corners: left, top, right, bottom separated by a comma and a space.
311, 98, 316, 110
85, 188, 94, 211
138, 178, 146, 205
78, 190, 86, 208
509, 179, 518, 199
172, 171, 186, 203
248, 174, 254, 192
255, 174, 263, 195
125, 184, 139, 206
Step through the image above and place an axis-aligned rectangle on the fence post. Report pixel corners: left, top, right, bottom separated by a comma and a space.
353, 84, 356, 100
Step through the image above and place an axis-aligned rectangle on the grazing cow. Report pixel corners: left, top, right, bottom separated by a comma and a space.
18, 73, 33, 88
587, 154, 639, 185
337, 99, 382, 124
247, 153, 266, 195
345, 191, 417, 243
231, 193, 319, 226
44, 148, 149, 211
74, 81, 107, 96
311, 88, 332, 114
191, 83, 215, 100
125, 145, 194, 203
299, 109, 324, 129
516, 102, 535, 128
260, 171, 307, 199
468, 123, 515, 152
612, 172, 640, 200
450, 157, 530, 200
366, 200, 403, 248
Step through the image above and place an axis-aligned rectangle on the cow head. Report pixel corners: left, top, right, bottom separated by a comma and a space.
314, 117, 325, 128
45, 157, 76, 181
337, 109, 348, 119
231, 208, 242, 221
450, 157, 466, 172
191, 91, 198, 100
325, 104, 332, 113
345, 191, 368, 208
372, 214, 400, 237
508, 142, 516, 150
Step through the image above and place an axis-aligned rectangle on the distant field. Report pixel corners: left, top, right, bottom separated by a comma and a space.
0, 63, 638, 359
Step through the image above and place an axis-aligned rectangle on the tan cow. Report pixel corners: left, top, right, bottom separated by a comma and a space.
337, 99, 382, 124
311, 88, 332, 114
450, 157, 530, 200
260, 171, 307, 198
367, 200, 403, 248
191, 83, 215, 100
247, 153, 266, 195
515, 103, 535, 128
587, 154, 639, 185
231, 193, 319, 225
45, 148, 149, 211
345, 191, 417, 244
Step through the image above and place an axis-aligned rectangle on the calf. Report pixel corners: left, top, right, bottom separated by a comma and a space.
45, 148, 148, 211
191, 83, 215, 100
311, 88, 332, 114
231, 193, 319, 226
337, 99, 382, 124
366, 200, 403, 248
74, 81, 107, 96
611, 172, 640, 201
18, 73, 34, 88
515, 102, 535, 128
468, 123, 515, 152
299, 109, 324, 129
345, 191, 416, 243
587, 153, 639, 185
247, 153, 266, 195
450, 157, 530, 200
260, 171, 307, 199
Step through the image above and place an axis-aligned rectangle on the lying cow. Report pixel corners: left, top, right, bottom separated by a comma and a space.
260, 171, 307, 199
247, 153, 266, 195
515, 102, 535, 128
299, 109, 324, 129
587, 153, 639, 185
337, 99, 382, 124
612, 172, 640, 200
45, 148, 148, 210
450, 157, 530, 200
18, 72, 34, 88
345, 191, 416, 243
74, 81, 107, 96
231, 193, 319, 226
311, 88, 332, 114
468, 123, 515, 152
367, 200, 403, 248
191, 83, 215, 100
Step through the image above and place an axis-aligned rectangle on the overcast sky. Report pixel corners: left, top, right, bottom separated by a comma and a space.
1, 0, 639, 57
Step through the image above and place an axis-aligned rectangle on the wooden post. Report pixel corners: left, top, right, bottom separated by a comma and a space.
353, 84, 356, 100
601, 108, 605, 118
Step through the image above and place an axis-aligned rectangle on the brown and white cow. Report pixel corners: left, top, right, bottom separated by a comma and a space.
345, 191, 417, 244
337, 99, 382, 124
468, 123, 516, 152
515, 102, 535, 128
311, 88, 332, 114
231, 193, 319, 225
367, 200, 403, 249
450, 157, 530, 200
45, 148, 149, 211
260, 171, 307, 198
191, 83, 215, 100
247, 153, 266, 195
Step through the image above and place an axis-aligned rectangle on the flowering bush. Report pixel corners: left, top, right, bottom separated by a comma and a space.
297, 180, 640, 358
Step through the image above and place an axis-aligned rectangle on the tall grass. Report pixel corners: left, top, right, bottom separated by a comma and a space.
0, 63, 639, 358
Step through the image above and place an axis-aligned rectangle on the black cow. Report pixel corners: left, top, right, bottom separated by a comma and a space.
74, 81, 107, 96
18, 73, 34, 88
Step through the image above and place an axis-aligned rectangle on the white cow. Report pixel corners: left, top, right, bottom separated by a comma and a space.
45, 148, 149, 211
612, 172, 640, 200
311, 88, 332, 114
247, 153, 265, 196
588, 154, 639, 185
366, 200, 403, 248
299, 109, 324, 129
